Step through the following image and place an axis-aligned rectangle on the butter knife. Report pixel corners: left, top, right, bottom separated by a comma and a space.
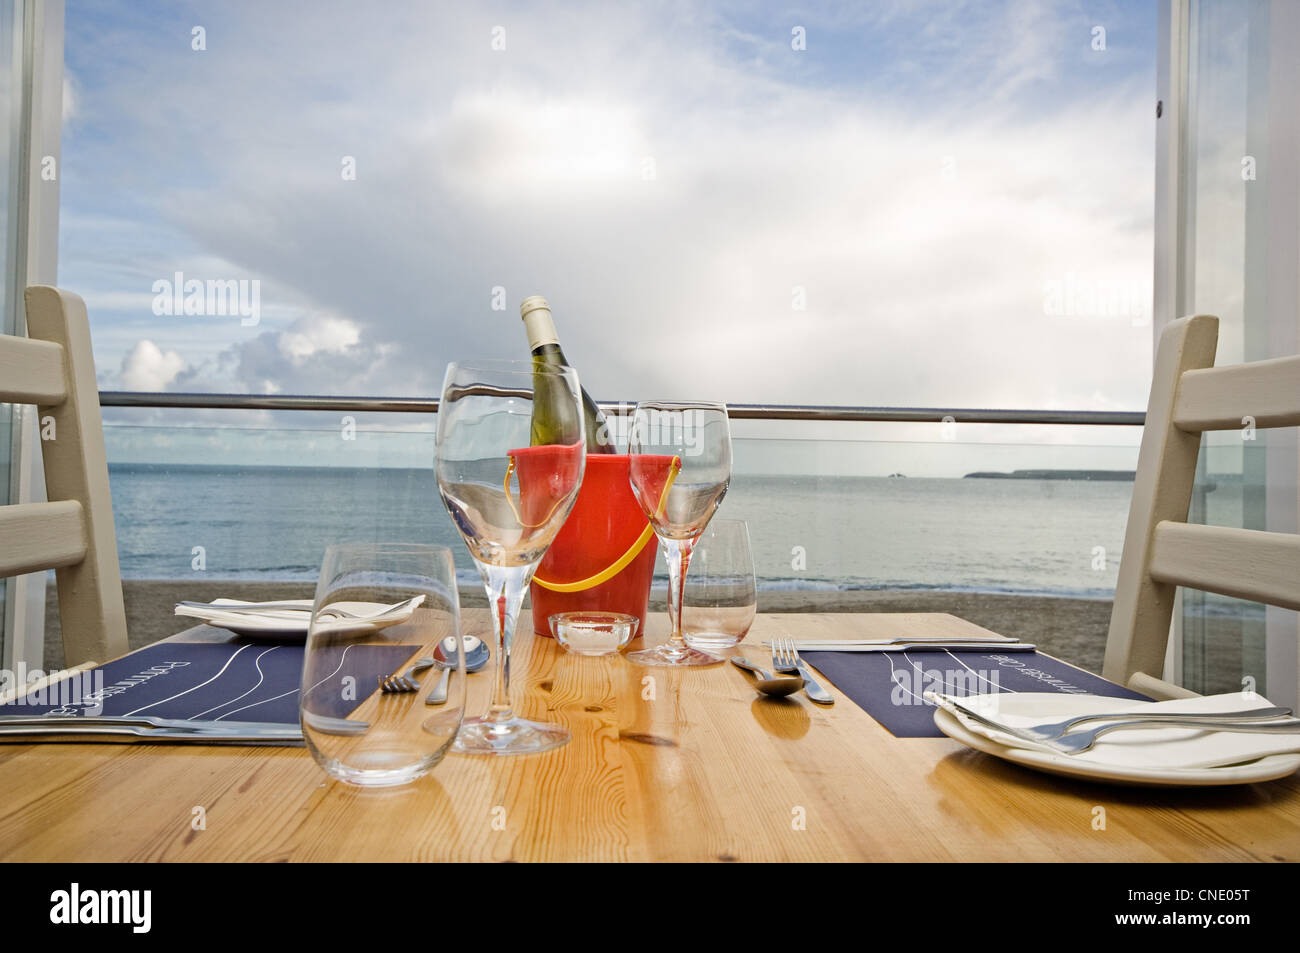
792, 660, 834, 705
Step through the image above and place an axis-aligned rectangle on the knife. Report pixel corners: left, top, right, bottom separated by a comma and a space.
809, 635, 1019, 644
0, 724, 303, 744
768, 653, 834, 705
791, 659, 834, 705
784, 641, 1036, 653
0, 714, 306, 735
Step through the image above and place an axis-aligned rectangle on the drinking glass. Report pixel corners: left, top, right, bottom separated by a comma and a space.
435, 360, 586, 754
682, 519, 756, 652
627, 400, 732, 666
300, 543, 467, 787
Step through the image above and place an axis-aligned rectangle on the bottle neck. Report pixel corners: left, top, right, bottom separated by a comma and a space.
521, 306, 560, 349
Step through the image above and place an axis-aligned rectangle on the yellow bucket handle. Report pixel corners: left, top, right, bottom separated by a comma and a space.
534, 456, 680, 593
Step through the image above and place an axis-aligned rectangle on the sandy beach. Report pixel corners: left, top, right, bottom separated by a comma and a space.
41, 579, 1113, 668
39, 580, 1252, 693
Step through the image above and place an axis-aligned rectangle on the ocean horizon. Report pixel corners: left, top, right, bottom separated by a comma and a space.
105, 461, 1149, 600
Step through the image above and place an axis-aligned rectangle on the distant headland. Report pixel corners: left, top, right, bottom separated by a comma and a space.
963, 469, 1136, 481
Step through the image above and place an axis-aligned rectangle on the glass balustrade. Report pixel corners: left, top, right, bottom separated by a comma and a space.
32, 408, 1162, 683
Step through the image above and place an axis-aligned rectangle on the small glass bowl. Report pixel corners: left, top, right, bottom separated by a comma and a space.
549, 612, 638, 656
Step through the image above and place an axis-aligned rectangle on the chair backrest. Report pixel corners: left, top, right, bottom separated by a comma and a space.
0, 286, 127, 666
1104, 314, 1300, 699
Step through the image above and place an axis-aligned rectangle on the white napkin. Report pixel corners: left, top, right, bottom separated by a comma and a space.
930, 691, 1300, 770
175, 599, 316, 631
174, 598, 422, 635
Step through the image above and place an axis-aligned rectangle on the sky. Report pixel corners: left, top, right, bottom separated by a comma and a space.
60, 0, 1159, 473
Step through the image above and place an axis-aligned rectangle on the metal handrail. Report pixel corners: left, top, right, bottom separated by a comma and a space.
96, 392, 1146, 426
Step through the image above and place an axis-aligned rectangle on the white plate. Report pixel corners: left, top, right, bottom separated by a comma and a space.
933, 694, 1300, 787
180, 600, 407, 642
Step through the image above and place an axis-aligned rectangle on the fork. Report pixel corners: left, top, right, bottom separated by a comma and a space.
378, 656, 435, 694
1047, 716, 1300, 754
931, 694, 1300, 754
934, 694, 1295, 744
771, 638, 834, 705
1021, 705, 1292, 741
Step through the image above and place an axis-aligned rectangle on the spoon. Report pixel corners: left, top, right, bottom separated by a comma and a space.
425, 636, 491, 705
730, 656, 804, 698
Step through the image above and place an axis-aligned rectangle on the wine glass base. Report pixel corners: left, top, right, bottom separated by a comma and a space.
627, 643, 723, 667
453, 716, 571, 756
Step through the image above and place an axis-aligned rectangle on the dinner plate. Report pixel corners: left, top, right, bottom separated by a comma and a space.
933, 693, 1300, 787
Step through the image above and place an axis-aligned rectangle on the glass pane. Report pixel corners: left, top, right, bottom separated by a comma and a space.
80, 410, 1140, 677
1180, 0, 1284, 695
0, 0, 23, 661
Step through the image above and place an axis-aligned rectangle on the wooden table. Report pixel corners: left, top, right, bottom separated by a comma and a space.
1, 611, 1298, 862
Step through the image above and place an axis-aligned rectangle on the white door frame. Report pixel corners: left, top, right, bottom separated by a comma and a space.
2, 0, 63, 673
1153, 0, 1191, 688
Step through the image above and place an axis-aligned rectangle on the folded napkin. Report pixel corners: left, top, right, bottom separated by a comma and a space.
931, 691, 1299, 770
175, 598, 421, 636
175, 599, 315, 635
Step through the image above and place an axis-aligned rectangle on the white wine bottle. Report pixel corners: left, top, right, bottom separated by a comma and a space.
520, 295, 616, 453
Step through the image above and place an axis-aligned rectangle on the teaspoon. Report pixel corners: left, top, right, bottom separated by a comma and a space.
730, 656, 804, 698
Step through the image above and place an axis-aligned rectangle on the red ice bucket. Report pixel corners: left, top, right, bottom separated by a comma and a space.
529, 453, 667, 637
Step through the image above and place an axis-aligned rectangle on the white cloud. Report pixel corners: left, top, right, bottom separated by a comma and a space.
64, 0, 1157, 422
62, 74, 78, 123
277, 315, 361, 364
169, 316, 390, 396
119, 339, 185, 391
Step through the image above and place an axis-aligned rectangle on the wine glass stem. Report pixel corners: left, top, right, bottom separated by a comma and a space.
480, 563, 530, 724
662, 537, 694, 648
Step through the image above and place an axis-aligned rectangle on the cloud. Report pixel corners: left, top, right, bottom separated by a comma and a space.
62, 72, 78, 123
63, 0, 1157, 422
277, 315, 361, 364
169, 314, 391, 396
119, 339, 185, 391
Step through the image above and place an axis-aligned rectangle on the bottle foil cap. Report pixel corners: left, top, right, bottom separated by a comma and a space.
519, 295, 550, 318
520, 295, 559, 347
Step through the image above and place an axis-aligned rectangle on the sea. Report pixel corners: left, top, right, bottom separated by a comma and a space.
107, 463, 1139, 599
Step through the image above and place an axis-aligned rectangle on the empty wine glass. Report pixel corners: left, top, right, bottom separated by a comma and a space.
627, 401, 731, 666
682, 519, 756, 651
300, 543, 467, 787
435, 360, 586, 755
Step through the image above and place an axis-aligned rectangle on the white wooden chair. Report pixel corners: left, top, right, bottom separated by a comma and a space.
1104, 313, 1300, 698
0, 286, 127, 667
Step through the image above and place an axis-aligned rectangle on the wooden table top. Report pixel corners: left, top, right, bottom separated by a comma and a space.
1, 611, 1297, 862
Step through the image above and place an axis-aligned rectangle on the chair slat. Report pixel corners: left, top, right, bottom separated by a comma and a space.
1127, 671, 1200, 700
19, 287, 130, 666
0, 335, 66, 404
1173, 355, 1300, 432
1103, 315, 1219, 691
1149, 521, 1300, 611
0, 501, 86, 576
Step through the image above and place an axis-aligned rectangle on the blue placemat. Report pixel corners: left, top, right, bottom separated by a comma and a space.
1, 641, 416, 724
800, 648, 1150, 737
